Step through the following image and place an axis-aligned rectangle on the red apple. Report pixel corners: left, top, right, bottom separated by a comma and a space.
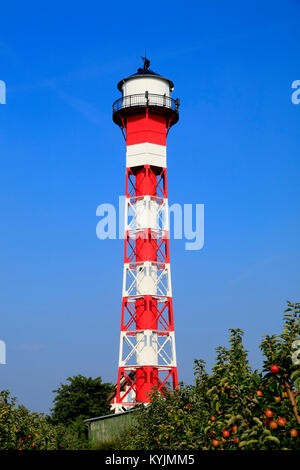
277, 417, 286, 427
265, 409, 273, 418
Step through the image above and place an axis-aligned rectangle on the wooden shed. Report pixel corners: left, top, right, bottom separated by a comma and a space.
84, 409, 136, 445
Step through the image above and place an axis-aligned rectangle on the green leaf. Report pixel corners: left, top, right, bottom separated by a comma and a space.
264, 436, 280, 445
238, 441, 248, 448
206, 387, 217, 397
252, 417, 263, 426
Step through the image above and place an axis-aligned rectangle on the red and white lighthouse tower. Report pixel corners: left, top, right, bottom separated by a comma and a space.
111, 58, 180, 412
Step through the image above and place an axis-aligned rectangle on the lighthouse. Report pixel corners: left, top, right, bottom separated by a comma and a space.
111, 58, 179, 412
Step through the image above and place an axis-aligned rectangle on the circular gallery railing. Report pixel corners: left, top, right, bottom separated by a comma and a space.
112, 92, 180, 120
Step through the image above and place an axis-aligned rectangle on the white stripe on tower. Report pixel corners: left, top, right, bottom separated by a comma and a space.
126, 142, 166, 168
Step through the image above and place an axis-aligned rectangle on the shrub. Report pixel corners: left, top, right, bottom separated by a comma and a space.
0, 391, 90, 450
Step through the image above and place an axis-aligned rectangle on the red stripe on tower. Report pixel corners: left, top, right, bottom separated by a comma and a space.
111, 58, 180, 412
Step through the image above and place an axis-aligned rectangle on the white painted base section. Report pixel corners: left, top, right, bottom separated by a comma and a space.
111, 402, 134, 413
126, 142, 166, 168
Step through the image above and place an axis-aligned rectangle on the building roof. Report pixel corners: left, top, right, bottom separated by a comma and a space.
84, 408, 136, 423
117, 58, 174, 92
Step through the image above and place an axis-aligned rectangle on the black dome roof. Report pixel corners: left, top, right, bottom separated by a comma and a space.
117, 59, 174, 92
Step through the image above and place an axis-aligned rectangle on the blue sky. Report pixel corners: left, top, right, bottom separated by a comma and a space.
0, 1, 299, 413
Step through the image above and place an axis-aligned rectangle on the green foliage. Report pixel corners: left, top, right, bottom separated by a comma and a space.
119, 302, 300, 450
0, 372, 115, 450
92, 437, 122, 450
0, 390, 87, 450
260, 301, 300, 376
50, 374, 114, 426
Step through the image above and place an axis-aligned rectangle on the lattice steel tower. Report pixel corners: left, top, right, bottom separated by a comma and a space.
111, 58, 180, 412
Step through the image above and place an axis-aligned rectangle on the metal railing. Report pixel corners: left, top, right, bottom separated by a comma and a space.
113, 92, 180, 114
